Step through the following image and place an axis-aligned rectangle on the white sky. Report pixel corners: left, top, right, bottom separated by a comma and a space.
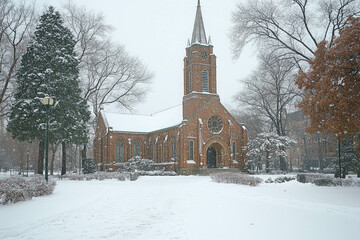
35, 0, 258, 114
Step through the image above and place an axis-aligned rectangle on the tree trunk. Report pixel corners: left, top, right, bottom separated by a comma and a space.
50, 143, 58, 175
337, 137, 342, 179
82, 143, 87, 170
317, 137, 323, 171
279, 145, 287, 172
61, 142, 66, 175
37, 141, 44, 174
265, 151, 270, 173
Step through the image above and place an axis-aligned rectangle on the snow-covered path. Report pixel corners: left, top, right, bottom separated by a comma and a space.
1, 176, 360, 240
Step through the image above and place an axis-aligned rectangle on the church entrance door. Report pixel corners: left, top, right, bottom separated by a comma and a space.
207, 147, 216, 168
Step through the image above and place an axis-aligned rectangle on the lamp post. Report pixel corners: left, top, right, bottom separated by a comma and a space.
42, 96, 54, 181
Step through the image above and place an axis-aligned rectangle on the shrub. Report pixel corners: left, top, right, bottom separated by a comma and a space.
129, 172, 139, 181
62, 172, 130, 181
211, 172, 263, 186
265, 177, 274, 183
274, 176, 296, 183
83, 158, 96, 174
0, 176, 56, 205
298, 173, 360, 187
296, 173, 331, 183
123, 156, 154, 172
135, 170, 177, 176
314, 178, 334, 186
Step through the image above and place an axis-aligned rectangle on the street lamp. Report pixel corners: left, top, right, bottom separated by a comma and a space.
42, 96, 54, 181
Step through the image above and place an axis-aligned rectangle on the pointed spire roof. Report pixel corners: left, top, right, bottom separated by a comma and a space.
191, 0, 208, 45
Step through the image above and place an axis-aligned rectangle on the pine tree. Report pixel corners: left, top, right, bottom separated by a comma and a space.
247, 132, 296, 173
7, 6, 90, 175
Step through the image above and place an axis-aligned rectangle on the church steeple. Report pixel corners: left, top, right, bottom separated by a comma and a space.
191, 0, 208, 45
183, 1, 218, 119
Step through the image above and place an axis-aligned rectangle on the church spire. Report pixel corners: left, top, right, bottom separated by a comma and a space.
191, 0, 208, 45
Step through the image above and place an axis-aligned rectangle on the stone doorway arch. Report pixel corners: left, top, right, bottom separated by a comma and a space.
206, 142, 225, 168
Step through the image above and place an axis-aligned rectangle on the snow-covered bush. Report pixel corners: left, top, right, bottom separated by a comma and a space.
66, 174, 86, 181
62, 172, 130, 181
123, 156, 155, 172
0, 176, 56, 205
297, 173, 331, 183
314, 178, 360, 187
211, 172, 263, 186
135, 170, 177, 176
265, 177, 274, 183
83, 158, 95, 174
297, 173, 360, 187
274, 176, 295, 183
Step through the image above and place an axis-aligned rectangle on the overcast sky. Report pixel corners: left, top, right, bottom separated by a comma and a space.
35, 0, 258, 114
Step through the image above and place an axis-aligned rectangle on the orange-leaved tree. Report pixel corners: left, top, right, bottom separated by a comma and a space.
295, 17, 360, 140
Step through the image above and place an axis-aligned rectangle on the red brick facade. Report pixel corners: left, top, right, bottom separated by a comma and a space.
93, 3, 248, 171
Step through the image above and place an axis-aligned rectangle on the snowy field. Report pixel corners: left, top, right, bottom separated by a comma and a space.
1, 175, 360, 240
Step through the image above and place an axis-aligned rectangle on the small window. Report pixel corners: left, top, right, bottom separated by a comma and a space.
116, 140, 124, 163
188, 71, 192, 93
171, 137, 176, 159
202, 70, 209, 92
232, 141, 236, 161
153, 143, 157, 161
189, 140, 194, 160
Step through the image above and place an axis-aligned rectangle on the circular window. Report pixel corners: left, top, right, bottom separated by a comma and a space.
207, 116, 223, 134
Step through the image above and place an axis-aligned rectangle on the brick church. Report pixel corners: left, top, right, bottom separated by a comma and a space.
93, 1, 248, 171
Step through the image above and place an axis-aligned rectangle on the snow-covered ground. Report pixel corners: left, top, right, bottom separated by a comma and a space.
1, 175, 360, 240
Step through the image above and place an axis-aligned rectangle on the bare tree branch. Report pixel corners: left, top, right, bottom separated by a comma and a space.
0, 0, 35, 116
231, 0, 360, 64
234, 51, 301, 136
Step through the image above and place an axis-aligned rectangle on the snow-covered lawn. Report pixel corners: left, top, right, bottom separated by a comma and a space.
1, 175, 360, 240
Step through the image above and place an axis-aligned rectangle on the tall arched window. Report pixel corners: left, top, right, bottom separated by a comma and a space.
189, 140, 194, 160
116, 140, 124, 163
232, 141, 236, 161
188, 71, 192, 93
148, 141, 152, 159
133, 140, 141, 157
153, 143, 157, 162
202, 70, 209, 92
171, 137, 176, 159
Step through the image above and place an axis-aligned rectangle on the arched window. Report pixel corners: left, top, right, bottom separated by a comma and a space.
189, 140, 194, 160
133, 140, 141, 157
171, 137, 176, 159
188, 71, 192, 93
116, 140, 124, 163
153, 143, 157, 162
232, 141, 236, 161
202, 70, 209, 92
162, 144, 166, 162
148, 141, 152, 159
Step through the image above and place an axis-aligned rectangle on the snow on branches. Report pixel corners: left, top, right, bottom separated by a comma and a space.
247, 132, 296, 173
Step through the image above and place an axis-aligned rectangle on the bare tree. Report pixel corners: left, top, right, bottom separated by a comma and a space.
0, 0, 35, 117
84, 41, 153, 116
230, 0, 360, 66
234, 52, 300, 137
62, 2, 153, 117
232, 109, 267, 141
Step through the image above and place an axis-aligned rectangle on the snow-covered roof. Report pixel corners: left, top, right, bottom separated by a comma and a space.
101, 104, 182, 134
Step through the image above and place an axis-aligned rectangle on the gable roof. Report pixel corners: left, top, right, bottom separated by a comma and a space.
101, 104, 182, 134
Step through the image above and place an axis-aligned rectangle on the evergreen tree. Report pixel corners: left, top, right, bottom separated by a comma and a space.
7, 6, 90, 175
247, 132, 296, 173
